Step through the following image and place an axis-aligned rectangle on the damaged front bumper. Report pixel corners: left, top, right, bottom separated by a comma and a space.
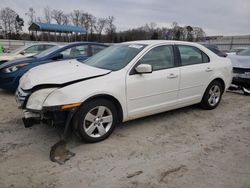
232, 68, 250, 88
15, 87, 79, 129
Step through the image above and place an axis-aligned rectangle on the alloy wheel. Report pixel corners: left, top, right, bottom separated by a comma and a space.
83, 106, 113, 138
208, 85, 221, 106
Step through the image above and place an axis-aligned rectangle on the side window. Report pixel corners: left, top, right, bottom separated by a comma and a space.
25, 45, 39, 54
91, 45, 106, 55
37, 45, 46, 52
138, 45, 175, 71
178, 45, 209, 66
44, 45, 54, 50
60, 45, 88, 58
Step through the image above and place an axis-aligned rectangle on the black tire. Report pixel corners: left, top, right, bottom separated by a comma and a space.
73, 99, 118, 143
200, 80, 223, 110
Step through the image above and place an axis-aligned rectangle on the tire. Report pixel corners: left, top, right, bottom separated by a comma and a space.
242, 87, 250, 96
200, 80, 223, 110
73, 98, 117, 143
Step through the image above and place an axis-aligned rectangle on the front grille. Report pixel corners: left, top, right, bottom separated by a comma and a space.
15, 87, 30, 108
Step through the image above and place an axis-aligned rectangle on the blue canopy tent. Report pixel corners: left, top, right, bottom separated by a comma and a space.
29, 22, 86, 42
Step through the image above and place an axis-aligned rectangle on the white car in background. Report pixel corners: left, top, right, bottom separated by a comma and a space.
228, 48, 250, 95
0, 43, 57, 64
16, 40, 232, 143
227, 47, 248, 55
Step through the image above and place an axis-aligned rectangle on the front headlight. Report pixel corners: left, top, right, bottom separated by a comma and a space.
3, 63, 28, 73
26, 88, 58, 110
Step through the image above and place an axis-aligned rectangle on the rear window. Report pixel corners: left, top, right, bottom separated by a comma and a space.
178, 45, 209, 66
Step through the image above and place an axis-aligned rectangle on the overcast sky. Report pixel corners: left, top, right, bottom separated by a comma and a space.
1, 0, 250, 36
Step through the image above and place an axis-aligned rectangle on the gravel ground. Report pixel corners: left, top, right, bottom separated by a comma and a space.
0, 89, 250, 188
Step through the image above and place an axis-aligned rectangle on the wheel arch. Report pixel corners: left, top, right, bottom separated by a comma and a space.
211, 78, 226, 93
82, 94, 124, 123
202, 77, 226, 101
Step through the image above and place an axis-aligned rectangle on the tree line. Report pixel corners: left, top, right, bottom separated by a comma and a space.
0, 6, 206, 43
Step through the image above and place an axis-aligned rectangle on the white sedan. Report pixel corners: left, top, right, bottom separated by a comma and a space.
0, 43, 56, 64
16, 40, 232, 143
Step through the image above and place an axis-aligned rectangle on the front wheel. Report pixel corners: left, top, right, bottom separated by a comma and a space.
73, 99, 117, 143
200, 81, 223, 110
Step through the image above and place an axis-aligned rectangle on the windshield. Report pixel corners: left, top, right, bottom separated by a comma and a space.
84, 44, 146, 71
35, 46, 61, 58
238, 49, 250, 56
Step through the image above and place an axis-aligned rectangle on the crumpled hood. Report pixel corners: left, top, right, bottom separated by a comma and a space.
20, 59, 111, 90
227, 54, 250, 68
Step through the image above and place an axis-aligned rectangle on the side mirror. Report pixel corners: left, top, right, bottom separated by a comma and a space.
135, 64, 153, 74
20, 51, 25, 55
51, 54, 63, 60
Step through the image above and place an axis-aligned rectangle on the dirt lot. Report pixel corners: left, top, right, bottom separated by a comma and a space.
0, 89, 250, 188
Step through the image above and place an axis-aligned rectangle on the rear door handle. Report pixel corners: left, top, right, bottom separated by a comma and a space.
205, 67, 213, 72
167, 73, 178, 79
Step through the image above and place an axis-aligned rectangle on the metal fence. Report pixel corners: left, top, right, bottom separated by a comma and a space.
200, 35, 250, 51
1, 35, 250, 52
0, 39, 66, 51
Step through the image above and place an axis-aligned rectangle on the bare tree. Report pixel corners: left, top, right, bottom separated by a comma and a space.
25, 7, 36, 25
0, 8, 9, 36
105, 16, 116, 42
52, 9, 64, 25
95, 18, 107, 41
62, 14, 70, 25
70, 10, 81, 26
14, 15, 24, 34
36, 16, 43, 23
44, 6, 52, 23
193, 27, 205, 41
79, 12, 90, 40
88, 14, 96, 40
0, 7, 21, 37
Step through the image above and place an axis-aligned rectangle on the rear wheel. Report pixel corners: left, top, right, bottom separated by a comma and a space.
73, 99, 117, 143
200, 81, 223, 110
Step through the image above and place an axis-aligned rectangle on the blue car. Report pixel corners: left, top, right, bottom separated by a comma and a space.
0, 42, 108, 92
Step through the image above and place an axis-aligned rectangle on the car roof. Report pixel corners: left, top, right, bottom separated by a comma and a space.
65, 42, 109, 46
122, 40, 199, 46
24, 43, 58, 47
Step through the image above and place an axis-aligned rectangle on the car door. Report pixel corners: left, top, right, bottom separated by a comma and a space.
126, 45, 180, 119
177, 45, 213, 105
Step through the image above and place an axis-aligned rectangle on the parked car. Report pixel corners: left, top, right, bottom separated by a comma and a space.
228, 48, 250, 95
0, 42, 108, 91
0, 43, 57, 64
203, 44, 227, 57
16, 40, 232, 143
227, 47, 248, 55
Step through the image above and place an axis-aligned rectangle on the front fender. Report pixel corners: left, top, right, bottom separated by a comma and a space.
42, 70, 128, 119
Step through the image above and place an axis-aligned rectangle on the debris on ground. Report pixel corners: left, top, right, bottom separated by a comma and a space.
50, 140, 75, 165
